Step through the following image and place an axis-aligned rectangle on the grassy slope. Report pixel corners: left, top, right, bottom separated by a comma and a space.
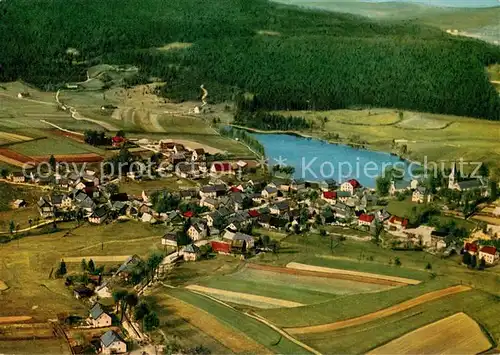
163, 288, 310, 354
274, 109, 500, 171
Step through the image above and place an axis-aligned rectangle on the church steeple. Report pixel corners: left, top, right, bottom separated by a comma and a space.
448, 162, 457, 189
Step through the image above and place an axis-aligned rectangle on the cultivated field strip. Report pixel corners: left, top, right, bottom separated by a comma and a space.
185, 285, 305, 309
165, 293, 272, 354
368, 312, 492, 354
285, 285, 471, 335
286, 262, 421, 285
63, 255, 130, 263
248, 263, 406, 286
0, 316, 32, 324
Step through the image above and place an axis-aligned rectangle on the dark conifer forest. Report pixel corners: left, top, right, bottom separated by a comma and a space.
0, 0, 499, 120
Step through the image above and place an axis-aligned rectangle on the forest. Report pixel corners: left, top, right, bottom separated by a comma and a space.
234, 110, 311, 131
0, 0, 499, 120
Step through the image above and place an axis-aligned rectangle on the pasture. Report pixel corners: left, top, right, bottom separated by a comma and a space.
9, 137, 103, 157
275, 109, 500, 172
368, 312, 492, 354
0, 220, 164, 321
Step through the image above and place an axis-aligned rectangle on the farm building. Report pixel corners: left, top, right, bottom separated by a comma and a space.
100, 330, 127, 354
88, 303, 112, 328
183, 244, 201, 261
161, 233, 178, 247
340, 179, 361, 194
211, 240, 232, 254
358, 213, 375, 227
322, 191, 337, 203
478, 246, 498, 265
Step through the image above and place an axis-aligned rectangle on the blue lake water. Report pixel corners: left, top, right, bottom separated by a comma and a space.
252, 133, 415, 188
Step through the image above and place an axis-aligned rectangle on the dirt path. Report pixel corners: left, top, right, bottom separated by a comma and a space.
286, 285, 471, 335
247, 263, 407, 287
165, 293, 272, 354
186, 285, 304, 308
286, 262, 421, 285
0, 316, 32, 324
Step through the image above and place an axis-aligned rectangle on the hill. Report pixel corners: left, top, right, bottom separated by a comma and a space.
0, 0, 499, 120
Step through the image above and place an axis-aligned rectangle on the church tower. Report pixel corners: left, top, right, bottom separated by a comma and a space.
448, 162, 457, 189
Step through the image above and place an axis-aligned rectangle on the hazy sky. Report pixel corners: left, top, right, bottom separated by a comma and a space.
366, 0, 499, 7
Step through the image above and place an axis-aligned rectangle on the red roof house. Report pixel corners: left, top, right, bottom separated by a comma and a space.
230, 186, 242, 193
248, 210, 260, 218
479, 246, 496, 255
211, 162, 233, 174
183, 211, 194, 218
322, 191, 337, 200
359, 213, 375, 224
387, 215, 409, 229
211, 240, 231, 254
112, 136, 125, 147
348, 179, 361, 188
464, 242, 478, 254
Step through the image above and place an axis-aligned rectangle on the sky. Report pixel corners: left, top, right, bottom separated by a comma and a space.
365, 0, 499, 7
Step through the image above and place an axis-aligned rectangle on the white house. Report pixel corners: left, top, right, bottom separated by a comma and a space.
100, 330, 127, 354
412, 187, 432, 204
340, 179, 360, 195
187, 223, 207, 241
89, 303, 112, 328
479, 246, 498, 265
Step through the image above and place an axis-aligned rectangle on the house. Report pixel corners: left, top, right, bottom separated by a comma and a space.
183, 244, 201, 261
464, 242, 479, 255
187, 223, 207, 241
37, 197, 54, 218
222, 230, 255, 249
340, 179, 361, 195
112, 136, 125, 147
191, 148, 206, 161
358, 213, 375, 227
160, 141, 175, 151
290, 179, 306, 192
213, 184, 227, 197
161, 233, 178, 248
336, 191, 351, 203
360, 193, 378, 208
89, 206, 109, 225
179, 189, 198, 200
270, 200, 290, 215
200, 185, 217, 199
404, 226, 435, 247
211, 240, 231, 254
17, 92, 30, 99
12, 199, 27, 209
110, 201, 128, 216
51, 194, 72, 209
200, 197, 219, 210
170, 153, 186, 165
412, 187, 432, 204
448, 163, 488, 195
478, 246, 498, 265
9, 172, 26, 183
389, 180, 411, 196
100, 330, 127, 354
89, 303, 112, 328
386, 216, 409, 231
210, 162, 233, 175
248, 209, 260, 219
375, 209, 391, 222
73, 286, 94, 299
322, 191, 337, 204
262, 186, 278, 199
319, 179, 337, 191
332, 203, 352, 221
114, 255, 143, 280
166, 211, 183, 225
173, 144, 186, 154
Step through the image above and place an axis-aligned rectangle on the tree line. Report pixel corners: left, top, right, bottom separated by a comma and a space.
1, 0, 499, 120
234, 110, 311, 131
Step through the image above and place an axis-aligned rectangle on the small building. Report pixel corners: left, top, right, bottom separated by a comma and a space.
389, 180, 411, 196
270, 200, 290, 215
262, 186, 278, 199
161, 233, 178, 248
89, 303, 112, 328
478, 246, 498, 265
187, 223, 207, 241
100, 330, 127, 354
89, 206, 109, 225
183, 244, 201, 261
358, 213, 375, 227
211, 240, 231, 254
412, 187, 432, 204
112, 136, 126, 147
9, 172, 26, 183
200, 185, 217, 199
200, 197, 219, 210
210, 162, 233, 175
319, 179, 337, 191
340, 179, 361, 195
222, 230, 255, 250
12, 199, 27, 209
73, 286, 94, 299
336, 191, 351, 203
386, 215, 408, 231
51, 194, 72, 209
37, 197, 54, 218
290, 179, 306, 192
322, 191, 337, 204
463, 242, 479, 256
192, 148, 206, 161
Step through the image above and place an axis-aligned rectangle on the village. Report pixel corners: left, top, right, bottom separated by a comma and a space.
1, 134, 499, 354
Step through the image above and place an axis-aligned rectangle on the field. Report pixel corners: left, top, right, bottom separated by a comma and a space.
275, 109, 500, 172
0, 220, 164, 321
0, 338, 70, 355
368, 312, 492, 354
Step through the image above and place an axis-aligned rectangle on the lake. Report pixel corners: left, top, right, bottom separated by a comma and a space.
252, 133, 415, 187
